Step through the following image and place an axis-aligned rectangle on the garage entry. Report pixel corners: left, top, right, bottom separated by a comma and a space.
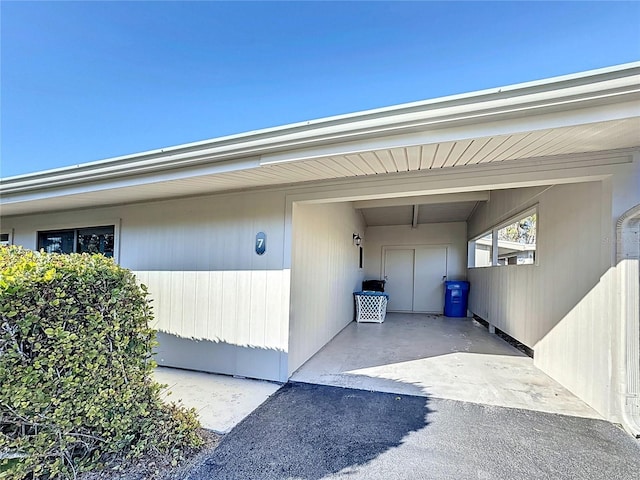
288, 180, 612, 421
287, 193, 474, 377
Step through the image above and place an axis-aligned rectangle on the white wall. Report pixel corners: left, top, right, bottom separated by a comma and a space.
609, 153, 640, 432
289, 202, 366, 375
363, 222, 467, 282
5, 190, 291, 381
467, 181, 615, 416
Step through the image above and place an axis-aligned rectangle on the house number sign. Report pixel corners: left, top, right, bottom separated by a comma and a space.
255, 232, 266, 255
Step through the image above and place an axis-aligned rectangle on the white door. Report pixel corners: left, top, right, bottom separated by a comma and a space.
384, 246, 447, 313
384, 249, 415, 311
413, 247, 448, 312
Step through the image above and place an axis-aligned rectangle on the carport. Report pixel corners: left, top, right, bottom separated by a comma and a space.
288, 191, 601, 418
283, 130, 638, 430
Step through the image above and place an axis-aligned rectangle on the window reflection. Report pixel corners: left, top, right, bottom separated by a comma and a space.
38, 226, 114, 257
38, 230, 75, 254
77, 226, 115, 257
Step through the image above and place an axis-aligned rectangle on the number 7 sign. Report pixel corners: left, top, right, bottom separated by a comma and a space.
255, 232, 266, 255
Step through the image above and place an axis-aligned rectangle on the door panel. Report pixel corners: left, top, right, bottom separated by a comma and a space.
384, 249, 414, 311
413, 247, 447, 312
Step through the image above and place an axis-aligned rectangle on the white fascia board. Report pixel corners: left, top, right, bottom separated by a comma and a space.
2, 63, 639, 195
261, 93, 640, 165
1, 157, 261, 205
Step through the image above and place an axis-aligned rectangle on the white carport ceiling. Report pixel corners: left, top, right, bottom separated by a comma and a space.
417, 201, 478, 223
280, 117, 639, 175
360, 201, 479, 227
361, 206, 414, 227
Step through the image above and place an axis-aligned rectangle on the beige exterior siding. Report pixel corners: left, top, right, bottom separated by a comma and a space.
289, 202, 366, 375
6, 190, 291, 381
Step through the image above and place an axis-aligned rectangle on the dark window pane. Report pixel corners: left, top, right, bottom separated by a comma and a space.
37, 225, 115, 257
38, 230, 75, 254
76, 226, 115, 257
0, 233, 9, 246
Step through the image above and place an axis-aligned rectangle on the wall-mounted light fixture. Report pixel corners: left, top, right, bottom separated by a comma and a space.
353, 234, 362, 247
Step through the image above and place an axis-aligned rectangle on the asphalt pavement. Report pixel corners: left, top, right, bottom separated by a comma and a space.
187, 382, 640, 480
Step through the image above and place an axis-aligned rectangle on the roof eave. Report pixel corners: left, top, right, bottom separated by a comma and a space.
2, 62, 639, 195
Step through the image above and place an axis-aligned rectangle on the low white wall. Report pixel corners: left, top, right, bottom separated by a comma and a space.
467, 181, 614, 416
363, 222, 467, 281
289, 202, 366, 375
5, 190, 291, 381
135, 269, 290, 381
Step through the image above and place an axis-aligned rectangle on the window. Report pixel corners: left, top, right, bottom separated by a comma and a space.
496, 213, 536, 266
38, 225, 115, 257
469, 232, 493, 268
0, 233, 10, 246
468, 208, 537, 268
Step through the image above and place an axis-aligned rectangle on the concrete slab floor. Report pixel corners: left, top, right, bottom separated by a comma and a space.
153, 367, 281, 433
291, 313, 601, 419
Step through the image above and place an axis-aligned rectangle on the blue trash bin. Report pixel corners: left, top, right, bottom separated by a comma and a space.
444, 281, 470, 317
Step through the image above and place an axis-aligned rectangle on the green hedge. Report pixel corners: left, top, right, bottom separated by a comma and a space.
0, 246, 202, 479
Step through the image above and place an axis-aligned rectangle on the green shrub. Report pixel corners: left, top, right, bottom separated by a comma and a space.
0, 246, 202, 479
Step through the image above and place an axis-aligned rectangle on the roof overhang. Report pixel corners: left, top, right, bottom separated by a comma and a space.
2, 62, 639, 217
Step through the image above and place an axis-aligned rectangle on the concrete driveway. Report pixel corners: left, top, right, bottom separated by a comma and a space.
153, 367, 280, 433
187, 382, 640, 480
291, 313, 598, 418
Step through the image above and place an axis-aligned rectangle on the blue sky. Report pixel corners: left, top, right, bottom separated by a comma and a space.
1, 1, 639, 178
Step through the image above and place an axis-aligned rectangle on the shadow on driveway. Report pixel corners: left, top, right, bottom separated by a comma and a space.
188, 382, 430, 479
188, 382, 640, 480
